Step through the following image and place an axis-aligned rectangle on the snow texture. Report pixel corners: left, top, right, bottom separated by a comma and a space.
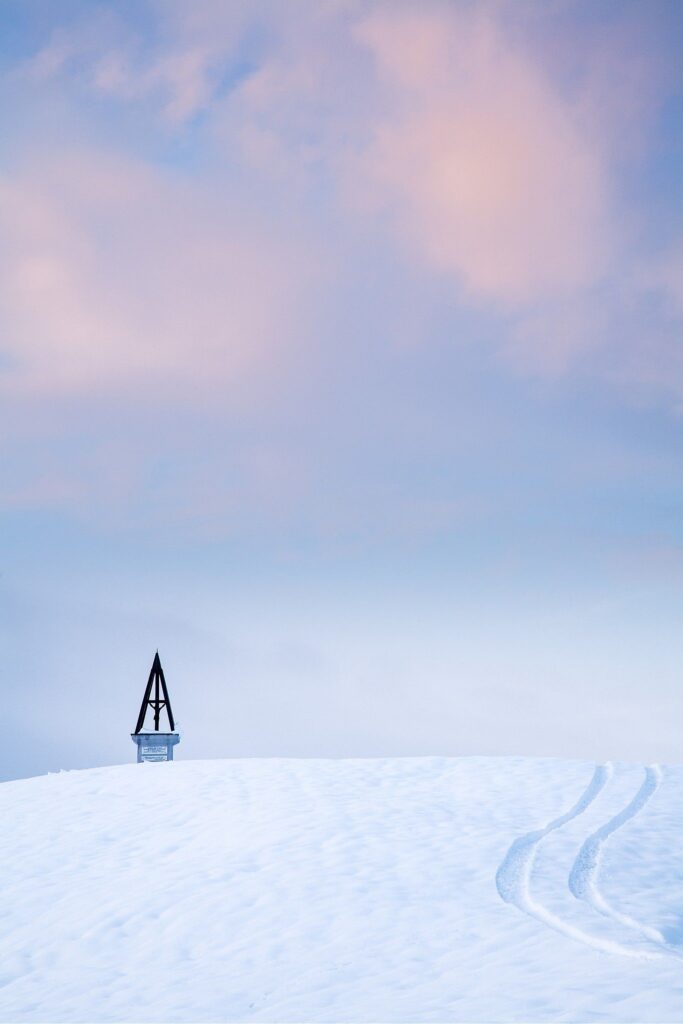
1, 757, 683, 1022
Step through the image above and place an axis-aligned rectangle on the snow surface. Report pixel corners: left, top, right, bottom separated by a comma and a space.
1, 757, 683, 1022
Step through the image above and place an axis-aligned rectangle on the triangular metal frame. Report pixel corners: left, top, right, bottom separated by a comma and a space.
134, 652, 176, 734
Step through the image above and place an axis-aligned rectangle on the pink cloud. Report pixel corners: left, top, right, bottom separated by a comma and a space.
26, 1, 298, 126
5, 0, 679, 395
16, 4, 637, 314
0, 151, 321, 402
92, 47, 218, 124
353, 6, 612, 306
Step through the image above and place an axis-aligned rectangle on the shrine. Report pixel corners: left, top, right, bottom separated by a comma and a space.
131, 652, 180, 763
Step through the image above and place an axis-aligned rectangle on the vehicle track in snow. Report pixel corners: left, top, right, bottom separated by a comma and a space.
495, 763, 666, 960
568, 765, 676, 952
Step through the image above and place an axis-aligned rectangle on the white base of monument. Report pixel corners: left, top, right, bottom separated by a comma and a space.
131, 733, 180, 762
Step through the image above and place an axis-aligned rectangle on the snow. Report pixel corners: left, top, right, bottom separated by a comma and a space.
1, 756, 682, 1022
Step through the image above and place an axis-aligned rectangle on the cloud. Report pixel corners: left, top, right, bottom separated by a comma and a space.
2, 0, 683, 529
0, 150, 320, 401
14, 3, 663, 323
24, 1, 294, 125
353, 5, 612, 306
93, 47, 218, 124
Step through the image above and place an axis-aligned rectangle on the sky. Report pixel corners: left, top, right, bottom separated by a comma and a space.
2, 0, 683, 780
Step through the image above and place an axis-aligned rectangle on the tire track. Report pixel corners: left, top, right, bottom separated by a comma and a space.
568, 765, 671, 949
495, 762, 663, 959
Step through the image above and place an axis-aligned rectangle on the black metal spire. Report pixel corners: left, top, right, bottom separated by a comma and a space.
134, 652, 176, 734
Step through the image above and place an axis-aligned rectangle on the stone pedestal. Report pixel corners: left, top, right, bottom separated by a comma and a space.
131, 732, 180, 763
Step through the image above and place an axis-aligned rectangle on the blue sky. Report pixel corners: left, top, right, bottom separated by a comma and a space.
2, 1, 683, 779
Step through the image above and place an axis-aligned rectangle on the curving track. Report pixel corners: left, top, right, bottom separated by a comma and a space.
496, 762, 674, 959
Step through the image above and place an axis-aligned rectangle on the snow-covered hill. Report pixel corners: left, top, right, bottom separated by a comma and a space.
1, 757, 682, 1022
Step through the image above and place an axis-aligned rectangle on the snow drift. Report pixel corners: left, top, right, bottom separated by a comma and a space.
1, 757, 682, 1022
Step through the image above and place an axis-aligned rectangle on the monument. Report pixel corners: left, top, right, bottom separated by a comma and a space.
131, 652, 180, 762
